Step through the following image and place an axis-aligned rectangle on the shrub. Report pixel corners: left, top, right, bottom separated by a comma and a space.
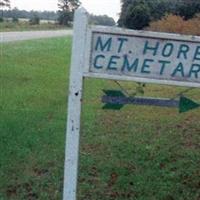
89, 14, 115, 26
57, 10, 72, 26
29, 15, 40, 25
147, 14, 200, 36
12, 16, 18, 23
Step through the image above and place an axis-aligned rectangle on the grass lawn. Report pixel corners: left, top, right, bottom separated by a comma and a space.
0, 37, 200, 200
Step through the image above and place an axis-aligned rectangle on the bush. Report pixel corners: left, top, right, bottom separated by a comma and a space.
57, 10, 72, 26
89, 14, 115, 26
0, 17, 4, 22
119, 0, 200, 30
12, 16, 18, 23
147, 14, 200, 36
119, 2, 151, 30
29, 15, 40, 25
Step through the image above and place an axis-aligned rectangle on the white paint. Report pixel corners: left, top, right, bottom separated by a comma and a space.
85, 25, 200, 88
63, 7, 88, 200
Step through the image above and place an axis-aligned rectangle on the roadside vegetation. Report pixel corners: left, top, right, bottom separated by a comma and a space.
147, 14, 200, 36
1, 36, 200, 200
0, 20, 67, 32
0, 0, 115, 32
119, 0, 200, 33
2, 9, 58, 21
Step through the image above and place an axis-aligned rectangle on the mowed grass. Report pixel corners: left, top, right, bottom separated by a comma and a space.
0, 37, 200, 200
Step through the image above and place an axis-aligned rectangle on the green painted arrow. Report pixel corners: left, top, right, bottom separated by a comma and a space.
179, 96, 200, 113
102, 91, 200, 113
102, 90, 125, 110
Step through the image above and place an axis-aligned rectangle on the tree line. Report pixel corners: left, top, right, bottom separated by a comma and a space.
2, 9, 58, 21
57, 0, 115, 26
1, 0, 115, 26
2, 0, 200, 29
118, 0, 200, 30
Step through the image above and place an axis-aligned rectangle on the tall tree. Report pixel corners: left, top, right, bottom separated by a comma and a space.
118, 0, 200, 30
0, 0, 10, 8
118, 0, 151, 29
58, 0, 80, 25
0, 0, 10, 21
177, 0, 200, 19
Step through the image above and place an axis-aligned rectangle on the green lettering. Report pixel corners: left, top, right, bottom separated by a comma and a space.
143, 41, 159, 56
95, 36, 112, 52
94, 55, 105, 69
189, 64, 200, 78
121, 55, 139, 72
162, 43, 174, 57
107, 56, 120, 70
141, 59, 153, 74
194, 46, 200, 61
177, 44, 189, 59
158, 60, 171, 75
118, 38, 128, 53
171, 62, 185, 77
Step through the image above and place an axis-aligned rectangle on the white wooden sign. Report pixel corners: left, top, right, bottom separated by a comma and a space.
87, 31, 200, 87
63, 7, 200, 200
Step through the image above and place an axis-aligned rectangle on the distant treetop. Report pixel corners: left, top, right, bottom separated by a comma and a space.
0, 0, 10, 8
118, 0, 200, 30
57, 0, 80, 26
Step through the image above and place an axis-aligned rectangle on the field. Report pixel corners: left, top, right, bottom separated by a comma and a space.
0, 20, 67, 32
0, 37, 200, 200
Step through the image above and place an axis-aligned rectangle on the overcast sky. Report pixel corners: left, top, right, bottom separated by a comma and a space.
11, 0, 121, 21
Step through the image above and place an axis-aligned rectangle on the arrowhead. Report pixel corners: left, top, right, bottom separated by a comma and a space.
102, 90, 125, 110
179, 96, 200, 113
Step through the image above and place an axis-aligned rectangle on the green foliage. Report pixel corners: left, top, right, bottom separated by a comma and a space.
118, 0, 200, 29
57, 10, 73, 26
29, 15, 40, 25
0, 21, 66, 32
125, 3, 151, 29
177, 0, 200, 19
118, 0, 152, 29
12, 16, 18, 23
58, 0, 80, 26
2, 8, 58, 21
0, 37, 71, 200
89, 14, 115, 26
0, 17, 4, 22
0, 0, 10, 8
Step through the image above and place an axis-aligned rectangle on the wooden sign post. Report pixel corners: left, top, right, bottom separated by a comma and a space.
63, 7, 200, 200
63, 7, 88, 200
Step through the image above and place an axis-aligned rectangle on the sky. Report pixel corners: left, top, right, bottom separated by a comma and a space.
11, 0, 121, 21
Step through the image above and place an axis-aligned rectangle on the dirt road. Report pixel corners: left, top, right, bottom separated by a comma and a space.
0, 30, 73, 43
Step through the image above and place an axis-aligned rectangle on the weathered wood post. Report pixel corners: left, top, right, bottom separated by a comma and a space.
63, 7, 88, 200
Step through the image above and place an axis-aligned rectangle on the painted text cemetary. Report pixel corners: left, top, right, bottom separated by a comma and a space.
91, 34, 200, 82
